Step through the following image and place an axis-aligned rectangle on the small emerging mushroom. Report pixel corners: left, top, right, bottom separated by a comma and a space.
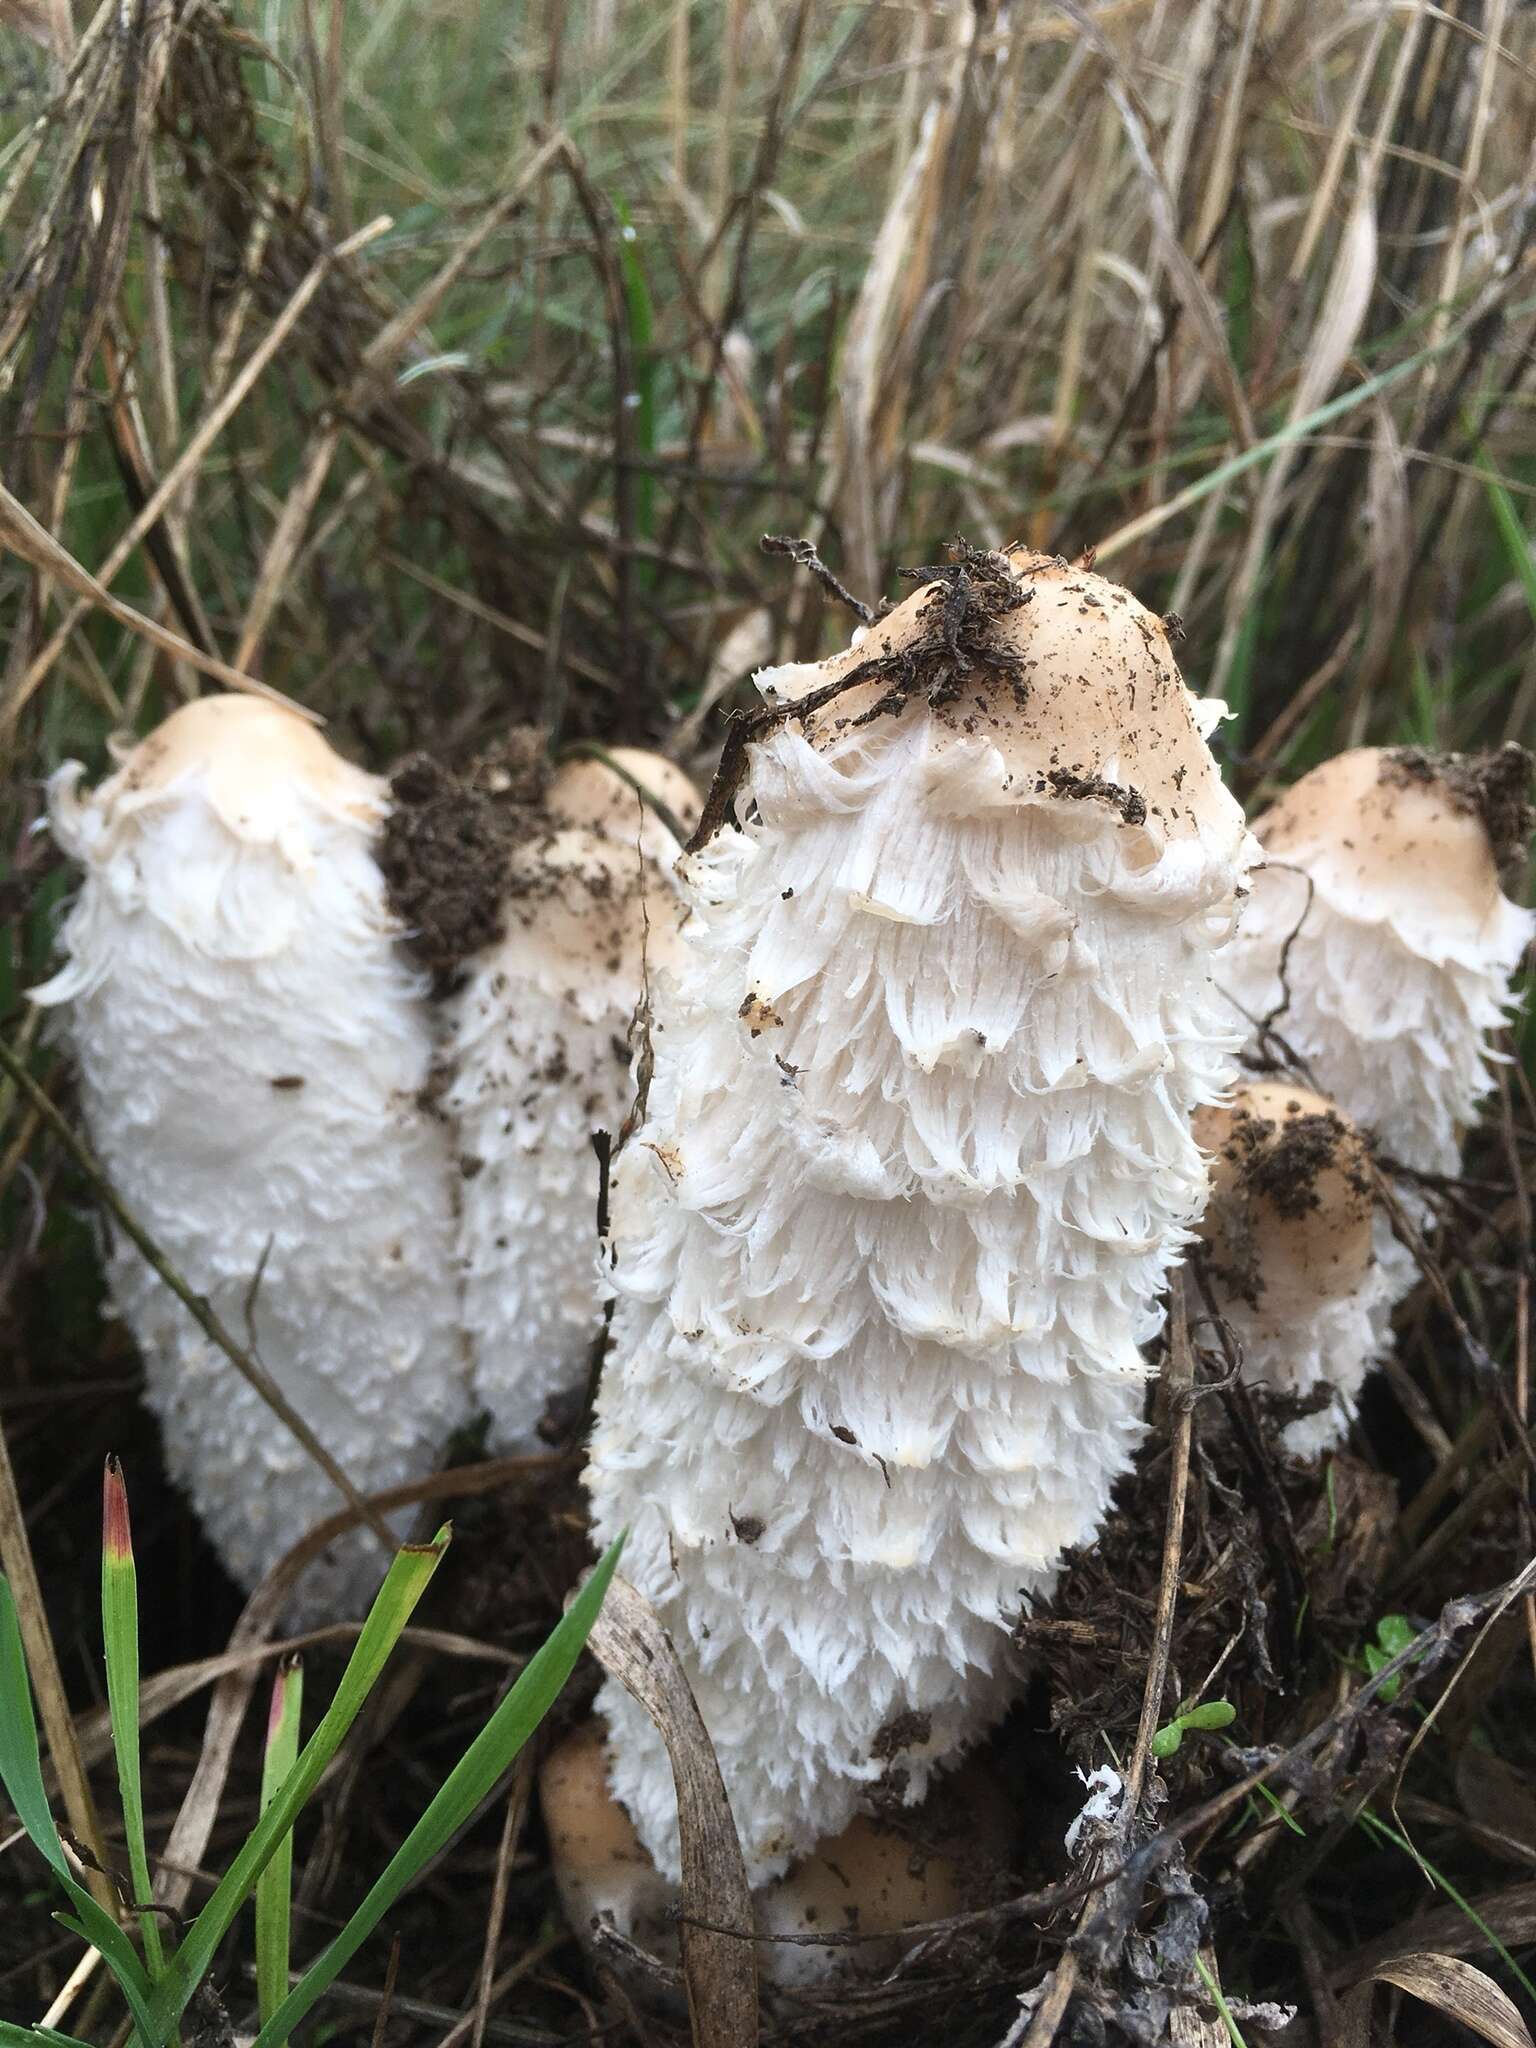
1218, 745, 1533, 1390
416, 748, 698, 1451
1192, 1083, 1390, 1456
34, 696, 468, 1621
539, 1723, 678, 1966
584, 545, 1260, 1885
540, 1722, 1008, 1992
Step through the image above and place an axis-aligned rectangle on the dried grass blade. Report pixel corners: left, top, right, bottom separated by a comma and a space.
1343, 1953, 1534, 2048
829, 25, 967, 601
587, 1574, 757, 2048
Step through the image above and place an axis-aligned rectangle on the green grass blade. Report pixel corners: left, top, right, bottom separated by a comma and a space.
1357, 1808, 1536, 2005
0, 2025, 91, 2048
255, 1654, 304, 2031
1476, 447, 1536, 626
0, 1576, 158, 2040
252, 1534, 624, 2048
148, 1528, 450, 2038
100, 1458, 164, 1978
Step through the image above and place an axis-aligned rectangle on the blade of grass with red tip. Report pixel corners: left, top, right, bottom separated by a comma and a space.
252, 1534, 624, 2048
146, 1526, 452, 2040
255, 1654, 303, 2029
0, 1575, 157, 2043
100, 1457, 164, 1978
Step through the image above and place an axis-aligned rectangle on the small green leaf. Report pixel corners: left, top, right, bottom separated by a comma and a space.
1150, 1720, 1185, 1758
256, 1654, 304, 2030
1180, 1700, 1237, 1733
253, 1534, 624, 2048
1374, 1614, 1417, 1658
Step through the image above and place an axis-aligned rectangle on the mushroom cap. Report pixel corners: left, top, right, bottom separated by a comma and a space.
1252, 747, 1512, 938
539, 1724, 677, 1953
760, 1814, 965, 1944
497, 827, 684, 1013
97, 693, 378, 831
1193, 1082, 1375, 1314
754, 1758, 1013, 1988
549, 749, 702, 848
754, 548, 1237, 848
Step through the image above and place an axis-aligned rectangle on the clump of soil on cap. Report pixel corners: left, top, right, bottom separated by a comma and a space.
1041, 764, 1147, 826
379, 727, 553, 979
687, 539, 1040, 852
1203, 1101, 1367, 1308
1226, 1100, 1363, 1221
1382, 741, 1535, 885
840, 539, 1037, 726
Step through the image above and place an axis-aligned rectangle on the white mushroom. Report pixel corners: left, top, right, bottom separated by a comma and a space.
1217, 745, 1532, 1365
1192, 1083, 1390, 1456
583, 546, 1260, 1885
33, 696, 468, 1622
419, 749, 698, 1451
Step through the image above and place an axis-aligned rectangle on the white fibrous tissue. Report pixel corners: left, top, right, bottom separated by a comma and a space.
1063, 1765, 1125, 1855
34, 698, 468, 1624
1217, 746, 1533, 1428
440, 751, 697, 1450
1193, 1083, 1393, 1457
585, 548, 1261, 1885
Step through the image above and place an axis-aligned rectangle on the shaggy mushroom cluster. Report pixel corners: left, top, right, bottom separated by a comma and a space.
37, 699, 693, 1620
34, 546, 1533, 1992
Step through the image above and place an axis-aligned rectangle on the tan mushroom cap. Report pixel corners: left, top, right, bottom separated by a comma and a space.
540, 1724, 674, 1948
1194, 1082, 1375, 1313
103, 693, 378, 826
755, 1758, 1014, 1985
1253, 747, 1505, 932
757, 549, 1233, 844
549, 749, 702, 846
760, 1813, 967, 1944
501, 828, 683, 991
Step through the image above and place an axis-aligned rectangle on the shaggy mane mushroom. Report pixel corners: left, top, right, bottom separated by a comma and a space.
579, 544, 1260, 1891
383, 742, 699, 1451
34, 695, 468, 1621
1193, 1081, 1387, 1455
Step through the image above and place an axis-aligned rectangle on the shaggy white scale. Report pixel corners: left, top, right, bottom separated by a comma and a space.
586, 551, 1260, 1884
